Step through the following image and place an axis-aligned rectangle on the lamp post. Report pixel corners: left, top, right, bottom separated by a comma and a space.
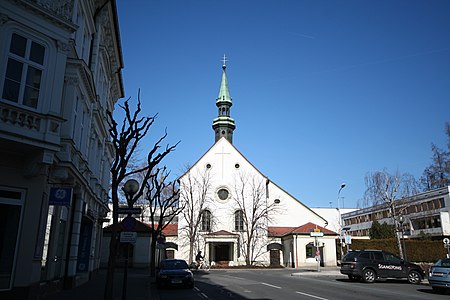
337, 183, 346, 261
121, 179, 139, 300
399, 215, 407, 261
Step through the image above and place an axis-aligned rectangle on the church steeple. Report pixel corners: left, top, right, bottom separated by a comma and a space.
212, 55, 236, 143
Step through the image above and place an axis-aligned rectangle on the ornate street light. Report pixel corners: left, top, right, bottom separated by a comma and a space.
337, 183, 346, 261
399, 215, 407, 261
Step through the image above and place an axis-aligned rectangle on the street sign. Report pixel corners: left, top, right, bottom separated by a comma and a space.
120, 232, 137, 244
310, 231, 324, 237
49, 187, 72, 206
117, 207, 142, 215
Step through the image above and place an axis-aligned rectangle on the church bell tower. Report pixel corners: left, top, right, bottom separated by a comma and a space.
212, 55, 235, 143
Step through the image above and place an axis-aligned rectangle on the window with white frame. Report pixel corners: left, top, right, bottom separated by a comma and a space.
201, 210, 212, 231
234, 210, 244, 231
2, 33, 45, 109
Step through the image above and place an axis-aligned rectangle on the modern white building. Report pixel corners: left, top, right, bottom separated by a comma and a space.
0, 0, 123, 298
342, 186, 450, 239
175, 62, 338, 268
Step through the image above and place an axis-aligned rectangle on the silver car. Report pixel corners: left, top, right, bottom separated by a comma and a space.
429, 258, 450, 293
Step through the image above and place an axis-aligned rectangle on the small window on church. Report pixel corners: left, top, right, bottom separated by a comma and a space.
217, 188, 229, 201
206, 163, 211, 169
274, 199, 280, 204
221, 130, 225, 135
235, 163, 240, 169
235, 210, 244, 231
201, 210, 212, 231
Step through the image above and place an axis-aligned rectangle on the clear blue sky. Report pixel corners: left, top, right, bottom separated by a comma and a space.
115, 0, 450, 209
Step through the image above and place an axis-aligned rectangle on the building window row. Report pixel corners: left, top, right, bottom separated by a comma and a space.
200, 209, 245, 232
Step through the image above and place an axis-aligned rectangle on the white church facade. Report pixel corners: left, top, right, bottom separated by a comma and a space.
175, 61, 338, 268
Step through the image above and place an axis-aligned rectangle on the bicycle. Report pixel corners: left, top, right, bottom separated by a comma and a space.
198, 260, 210, 271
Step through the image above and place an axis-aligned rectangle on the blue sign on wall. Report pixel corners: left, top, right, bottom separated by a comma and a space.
77, 221, 93, 273
49, 187, 72, 206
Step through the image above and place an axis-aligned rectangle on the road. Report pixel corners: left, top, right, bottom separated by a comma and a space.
155, 268, 449, 300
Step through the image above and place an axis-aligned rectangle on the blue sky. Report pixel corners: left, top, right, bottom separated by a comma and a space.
115, 0, 450, 209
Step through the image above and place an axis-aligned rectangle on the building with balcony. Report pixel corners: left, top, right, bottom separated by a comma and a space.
0, 0, 123, 298
341, 186, 450, 239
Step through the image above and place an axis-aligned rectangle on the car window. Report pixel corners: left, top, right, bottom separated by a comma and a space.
435, 259, 450, 267
359, 252, 370, 259
343, 252, 358, 261
372, 252, 384, 260
161, 260, 189, 270
384, 253, 401, 263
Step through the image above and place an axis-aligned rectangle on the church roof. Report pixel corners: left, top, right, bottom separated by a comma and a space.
268, 222, 337, 237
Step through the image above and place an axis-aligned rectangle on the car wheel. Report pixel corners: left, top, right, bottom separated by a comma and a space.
362, 269, 376, 283
407, 270, 422, 284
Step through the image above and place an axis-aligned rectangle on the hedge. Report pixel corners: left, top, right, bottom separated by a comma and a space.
347, 238, 448, 263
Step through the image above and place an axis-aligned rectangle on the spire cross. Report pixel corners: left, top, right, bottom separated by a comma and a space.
222, 54, 228, 67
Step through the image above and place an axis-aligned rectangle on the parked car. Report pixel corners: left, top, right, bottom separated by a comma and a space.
156, 259, 194, 289
340, 250, 424, 284
428, 258, 450, 293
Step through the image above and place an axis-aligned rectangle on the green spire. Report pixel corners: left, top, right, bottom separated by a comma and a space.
212, 54, 235, 143
217, 55, 231, 103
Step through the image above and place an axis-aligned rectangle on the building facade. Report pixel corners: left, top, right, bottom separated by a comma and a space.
176, 61, 337, 268
342, 186, 450, 239
0, 0, 123, 298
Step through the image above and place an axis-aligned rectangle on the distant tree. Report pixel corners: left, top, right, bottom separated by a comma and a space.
420, 122, 450, 190
143, 167, 183, 277
363, 169, 419, 259
369, 220, 395, 239
104, 92, 178, 300
178, 166, 214, 264
232, 172, 281, 266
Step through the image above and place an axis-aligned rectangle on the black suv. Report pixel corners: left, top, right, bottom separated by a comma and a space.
340, 250, 424, 284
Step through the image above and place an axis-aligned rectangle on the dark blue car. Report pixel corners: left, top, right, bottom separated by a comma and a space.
156, 259, 194, 289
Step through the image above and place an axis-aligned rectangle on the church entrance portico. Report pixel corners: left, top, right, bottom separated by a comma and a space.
210, 242, 233, 262
204, 230, 239, 265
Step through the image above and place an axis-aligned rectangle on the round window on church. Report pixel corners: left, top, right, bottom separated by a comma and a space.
274, 199, 281, 204
217, 188, 229, 201
206, 163, 211, 169
235, 163, 240, 169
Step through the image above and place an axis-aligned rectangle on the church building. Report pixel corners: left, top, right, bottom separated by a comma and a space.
175, 59, 338, 268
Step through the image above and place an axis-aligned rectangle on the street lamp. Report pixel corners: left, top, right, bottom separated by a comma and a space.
399, 215, 407, 261
337, 183, 346, 261
123, 179, 139, 201
121, 179, 139, 300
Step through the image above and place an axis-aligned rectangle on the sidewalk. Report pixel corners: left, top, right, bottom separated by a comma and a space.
41, 268, 158, 300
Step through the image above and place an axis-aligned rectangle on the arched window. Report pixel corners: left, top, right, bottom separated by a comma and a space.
201, 210, 211, 231
234, 210, 244, 231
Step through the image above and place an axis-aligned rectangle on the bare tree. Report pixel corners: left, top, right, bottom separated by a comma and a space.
104, 92, 177, 300
143, 167, 183, 276
232, 172, 279, 266
363, 169, 419, 259
178, 166, 214, 264
421, 123, 450, 190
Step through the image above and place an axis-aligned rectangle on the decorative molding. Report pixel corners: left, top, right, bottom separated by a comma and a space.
34, 0, 74, 21
64, 75, 78, 86
56, 39, 71, 54
0, 13, 9, 25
